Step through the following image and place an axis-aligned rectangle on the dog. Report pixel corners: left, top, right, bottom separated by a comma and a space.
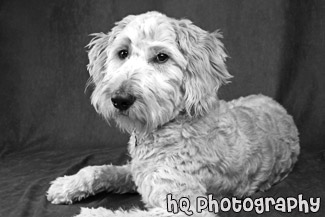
47, 11, 300, 217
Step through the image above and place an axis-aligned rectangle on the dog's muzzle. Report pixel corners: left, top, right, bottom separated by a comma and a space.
111, 91, 136, 111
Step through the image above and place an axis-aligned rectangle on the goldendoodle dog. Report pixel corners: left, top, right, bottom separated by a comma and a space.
47, 11, 300, 217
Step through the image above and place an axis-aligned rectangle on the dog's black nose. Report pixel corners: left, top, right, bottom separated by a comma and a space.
111, 92, 136, 111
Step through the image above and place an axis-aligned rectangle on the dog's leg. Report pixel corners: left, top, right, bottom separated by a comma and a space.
47, 164, 135, 204
74, 206, 217, 217
73, 168, 218, 217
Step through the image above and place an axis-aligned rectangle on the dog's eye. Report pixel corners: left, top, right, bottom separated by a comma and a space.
118, 49, 129, 60
155, 53, 169, 63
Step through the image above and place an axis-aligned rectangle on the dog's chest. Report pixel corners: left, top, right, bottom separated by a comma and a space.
128, 131, 185, 162
127, 127, 222, 183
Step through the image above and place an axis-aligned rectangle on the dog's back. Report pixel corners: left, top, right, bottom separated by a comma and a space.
209, 94, 300, 196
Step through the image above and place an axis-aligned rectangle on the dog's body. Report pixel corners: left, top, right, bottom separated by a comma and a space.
47, 12, 299, 217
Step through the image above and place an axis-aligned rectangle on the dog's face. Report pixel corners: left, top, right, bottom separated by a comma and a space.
88, 11, 232, 135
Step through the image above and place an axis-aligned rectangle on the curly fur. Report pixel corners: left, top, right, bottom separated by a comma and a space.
47, 11, 300, 217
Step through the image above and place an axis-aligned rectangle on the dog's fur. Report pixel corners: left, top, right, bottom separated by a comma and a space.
47, 12, 300, 217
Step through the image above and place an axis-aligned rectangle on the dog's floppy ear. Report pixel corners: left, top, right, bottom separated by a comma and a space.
173, 19, 232, 117
87, 15, 135, 86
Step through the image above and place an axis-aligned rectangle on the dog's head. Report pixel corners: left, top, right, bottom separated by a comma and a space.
87, 11, 232, 135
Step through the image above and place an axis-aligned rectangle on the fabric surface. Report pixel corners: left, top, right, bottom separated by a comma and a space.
0, 0, 324, 216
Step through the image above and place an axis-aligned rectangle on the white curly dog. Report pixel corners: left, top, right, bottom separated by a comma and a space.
47, 11, 300, 217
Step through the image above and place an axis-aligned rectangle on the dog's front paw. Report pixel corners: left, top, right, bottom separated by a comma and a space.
47, 172, 94, 204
